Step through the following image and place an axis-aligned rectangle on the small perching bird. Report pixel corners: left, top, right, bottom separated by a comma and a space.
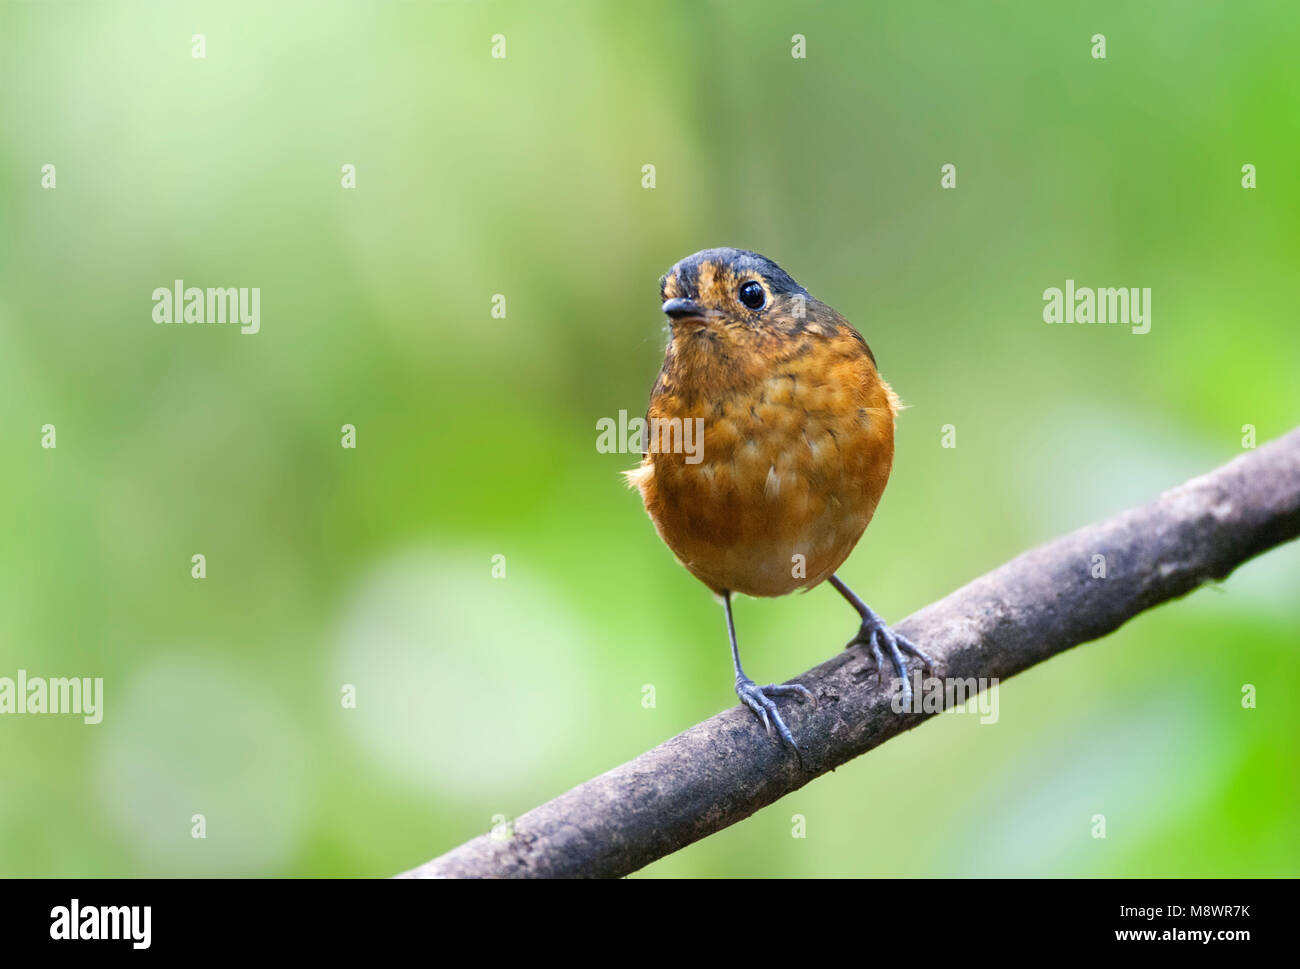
626, 247, 934, 750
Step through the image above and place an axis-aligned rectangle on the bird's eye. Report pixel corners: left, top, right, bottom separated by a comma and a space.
738, 280, 766, 310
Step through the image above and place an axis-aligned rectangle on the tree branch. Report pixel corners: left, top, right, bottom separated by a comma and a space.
399, 427, 1300, 878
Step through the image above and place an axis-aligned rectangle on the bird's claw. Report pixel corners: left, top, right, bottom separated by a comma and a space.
735, 677, 814, 750
845, 618, 936, 708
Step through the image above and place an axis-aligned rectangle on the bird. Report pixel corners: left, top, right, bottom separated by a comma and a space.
625, 247, 934, 750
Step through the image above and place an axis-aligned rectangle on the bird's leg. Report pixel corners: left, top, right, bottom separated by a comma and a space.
723, 591, 814, 750
829, 574, 936, 709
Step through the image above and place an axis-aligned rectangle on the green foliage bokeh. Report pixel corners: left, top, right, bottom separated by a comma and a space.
1, 1, 1297, 876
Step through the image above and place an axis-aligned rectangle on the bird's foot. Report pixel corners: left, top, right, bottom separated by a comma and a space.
735, 677, 815, 749
845, 616, 936, 709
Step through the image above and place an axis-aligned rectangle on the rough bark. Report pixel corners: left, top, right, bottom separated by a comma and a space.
399, 427, 1300, 878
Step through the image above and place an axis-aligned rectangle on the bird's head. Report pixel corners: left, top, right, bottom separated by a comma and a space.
658, 247, 837, 340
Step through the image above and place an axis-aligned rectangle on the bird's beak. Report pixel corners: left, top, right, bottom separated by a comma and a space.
662, 298, 708, 323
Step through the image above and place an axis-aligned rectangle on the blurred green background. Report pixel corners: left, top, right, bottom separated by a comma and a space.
2, 0, 1297, 877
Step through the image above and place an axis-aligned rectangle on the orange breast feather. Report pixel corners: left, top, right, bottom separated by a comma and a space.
629, 331, 897, 597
